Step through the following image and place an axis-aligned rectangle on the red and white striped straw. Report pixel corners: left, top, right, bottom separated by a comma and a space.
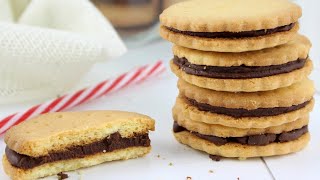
0, 61, 165, 135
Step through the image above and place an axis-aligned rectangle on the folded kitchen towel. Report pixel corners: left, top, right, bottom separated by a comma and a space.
0, 0, 127, 104
0, 0, 13, 22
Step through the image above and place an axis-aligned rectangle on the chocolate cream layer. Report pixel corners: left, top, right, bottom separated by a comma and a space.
5, 132, 150, 169
173, 56, 307, 79
173, 122, 308, 146
186, 97, 310, 118
166, 23, 295, 38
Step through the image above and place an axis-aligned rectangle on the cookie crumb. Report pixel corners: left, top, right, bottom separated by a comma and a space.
169, 162, 173, 166
57, 172, 68, 180
209, 155, 221, 161
186, 177, 192, 180
209, 170, 214, 173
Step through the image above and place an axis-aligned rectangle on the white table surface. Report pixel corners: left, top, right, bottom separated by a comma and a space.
1, 0, 320, 179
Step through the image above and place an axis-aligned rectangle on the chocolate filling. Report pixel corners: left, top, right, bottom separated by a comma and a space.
173, 56, 307, 79
166, 23, 295, 38
173, 122, 308, 146
187, 98, 310, 118
5, 132, 150, 169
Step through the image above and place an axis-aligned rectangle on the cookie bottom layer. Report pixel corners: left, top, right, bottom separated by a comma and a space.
3, 146, 151, 180
160, 24, 299, 52
174, 131, 309, 158
171, 59, 312, 92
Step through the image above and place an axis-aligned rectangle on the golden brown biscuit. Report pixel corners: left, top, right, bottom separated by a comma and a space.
3, 147, 150, 180
160, 0, 301, 32
5, 111, 154, 157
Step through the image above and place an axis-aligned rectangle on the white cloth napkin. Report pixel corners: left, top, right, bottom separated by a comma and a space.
0, 0, 13, 22
0, 0, 127, 104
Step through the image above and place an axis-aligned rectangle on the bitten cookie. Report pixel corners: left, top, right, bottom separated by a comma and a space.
174, 79, 314, 128
3, 111, 155, 180
170, 35, 312, 92
160, 0, 301, 52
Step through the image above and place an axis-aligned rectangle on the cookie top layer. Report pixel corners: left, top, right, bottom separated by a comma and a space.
160, 0, 302, 32
178, 79, 314, 109
5, 111, 155, 157
173, 35, 311, 67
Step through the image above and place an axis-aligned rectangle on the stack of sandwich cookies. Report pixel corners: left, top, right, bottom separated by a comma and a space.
160, 0, 315, 159
3, 111, 155, 180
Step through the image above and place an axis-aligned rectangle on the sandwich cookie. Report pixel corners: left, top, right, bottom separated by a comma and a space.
3, 111, 155, 180
174, 79, 314, 128
160, 0, 301, 52
173, 124, 310, 158
170, 35, 312, 92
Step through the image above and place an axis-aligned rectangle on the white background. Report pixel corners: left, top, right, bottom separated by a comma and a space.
0, 0, 319, 179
